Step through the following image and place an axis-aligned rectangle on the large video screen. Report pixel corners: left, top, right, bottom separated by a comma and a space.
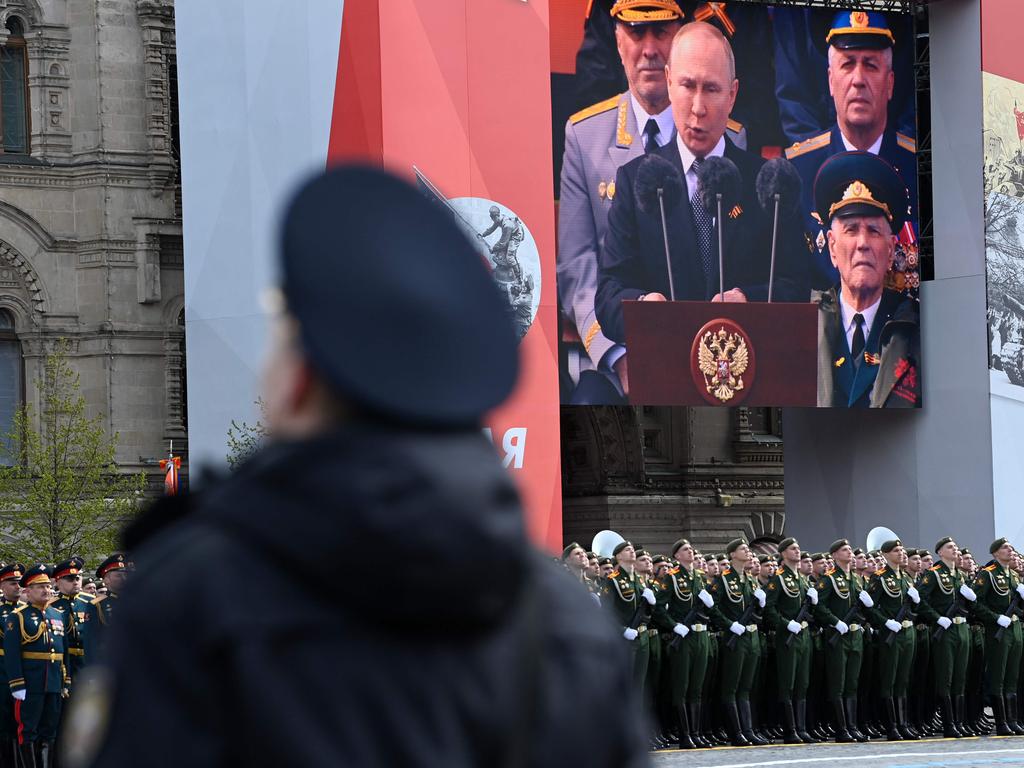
552, 2, 922, 408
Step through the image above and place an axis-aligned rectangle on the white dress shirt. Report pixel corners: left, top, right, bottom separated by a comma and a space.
839, 291, 882, 355
841, 130, 883, 156
675, 133, 727, 205
630, 96, 675, 150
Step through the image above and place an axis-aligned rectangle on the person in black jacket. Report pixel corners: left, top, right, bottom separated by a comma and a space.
63, 167, 650, 768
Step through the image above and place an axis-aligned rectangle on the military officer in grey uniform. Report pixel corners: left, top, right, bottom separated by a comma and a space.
558, 0, 684, 404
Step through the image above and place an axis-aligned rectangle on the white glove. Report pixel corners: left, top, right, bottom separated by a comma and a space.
835, 620, 849, 635
674, 623, 689, 638
1017, 583, 1024, 599
753, 587, 766, 608
859, 591, 874, 608
998, 614, 1013, 629
806, 586, 818, 605
937, 616, 952, 630
642, 588, 656, 606
960, 584, 977, 602
698, 589, 714, 608
730, 621, 746, 636
907, 586, 920, 604
885, 619, 902, 633
11, 690, 24, 701
787, 619, 802, 635
623, 627, 639, 641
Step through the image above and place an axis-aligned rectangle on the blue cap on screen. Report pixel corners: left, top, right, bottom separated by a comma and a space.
826, 10, 894, 50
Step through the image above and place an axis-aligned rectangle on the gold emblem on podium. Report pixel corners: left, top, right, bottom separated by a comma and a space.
691, 319, 755, 405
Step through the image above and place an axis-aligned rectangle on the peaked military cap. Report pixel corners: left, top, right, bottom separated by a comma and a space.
829, 539, 850, 555
20, 564, 52, 588
778, 537, 798, 553
97, 553, 127, 579
635, 549, 650, 559
826, 10, 894, 50
612, 540, 633, 557
991, 537, 1010, 555
961, 548, 972, 557
814, 151, 909, 233
54, 556, 85, 580
800, 551, 812, 561
880, 539, 902, 554
725, 538, 747, 556
0, 562, 24, 583
610, 0, 684, 25
561, 542, 583, 561
279, 166, 519, 428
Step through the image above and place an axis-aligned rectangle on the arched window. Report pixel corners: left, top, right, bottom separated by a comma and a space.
0, 309, 22, 464
0, 17, 28, 154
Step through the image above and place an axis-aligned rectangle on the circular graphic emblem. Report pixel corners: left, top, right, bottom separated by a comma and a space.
690, 319, 756, 405
449, 197, 541, 345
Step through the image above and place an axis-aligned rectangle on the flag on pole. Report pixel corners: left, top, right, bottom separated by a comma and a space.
159, 440, 181, 496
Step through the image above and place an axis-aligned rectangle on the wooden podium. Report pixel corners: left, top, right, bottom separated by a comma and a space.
622, 301, 819, 406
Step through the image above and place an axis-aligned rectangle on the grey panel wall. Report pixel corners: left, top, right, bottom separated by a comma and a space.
783, 0, 995, 556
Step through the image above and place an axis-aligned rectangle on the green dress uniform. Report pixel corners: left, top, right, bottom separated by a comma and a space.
972, 561, 1024, 733
655, 565, 712, 748
707, 565, 763, 745
764, 565, 814, 742
917, 560, 972, 735
814, 566, 868, 740
867, 564, 918, 739
599, 567, 650, 696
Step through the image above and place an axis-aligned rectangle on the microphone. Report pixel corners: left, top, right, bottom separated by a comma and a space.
755, 158, 802, 303
635, 154, 685, 301
695, 157, 742, 299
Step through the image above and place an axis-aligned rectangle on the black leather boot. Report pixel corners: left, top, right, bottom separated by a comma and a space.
953, 695, 967, 738
898, 697, 920, 740
833, 698, 854, 742
780, 700, 801, 744
676, 704, 696, 749
940, 696, 959, 738
1006, 694, 1024, 735
844, 697, 868, 741
884, 697, 902, 741
725, 702, 751, 747
795, 699, 816, 743
739, 700, 767, 745
688, 702, 711, 748
994, 695, 1014, 736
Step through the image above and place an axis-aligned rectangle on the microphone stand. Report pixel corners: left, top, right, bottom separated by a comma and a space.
716, 193, 724, 299
768, 193, 780, 304
657, 188, 676, 301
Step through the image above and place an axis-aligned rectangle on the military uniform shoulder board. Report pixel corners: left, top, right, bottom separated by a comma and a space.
722, 567, 732, 575
726, 118, 744, 134
669, 567, 680, 575
785, 131, 831, 160
608, 570, 620, 579
11, 605, 26, 615
826, 568, 836, 576
929, 564, 942, 571
984, 564, 998, 572
776, 567, 785, 576
874, 568, 887, 576
896, 132, 916, 153
569, 95, 620, 126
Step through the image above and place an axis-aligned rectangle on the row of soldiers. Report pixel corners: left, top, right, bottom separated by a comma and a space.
0, 555, 126, 768
562, 535, 1024, 751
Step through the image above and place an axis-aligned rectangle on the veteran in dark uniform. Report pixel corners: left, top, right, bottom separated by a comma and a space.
786, 11, 918, 291
867, 538, 920, 741
707, 537, 766, 747
559, 0, 684, 404
82, 554, 126, 664
49, 558, 93, 679
0, 564, 24, 768
655, 538, 715, 749
812, 151, 921, 408
916, 537, 976, 737
4, 565, 69, 768
813, 538, 872, 742
764, 537, 816, 744
973, 537, 1024, 736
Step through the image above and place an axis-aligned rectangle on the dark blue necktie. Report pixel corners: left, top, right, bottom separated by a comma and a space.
691, 157, 715, 281
643, 118, 660, 153
852, 313, 866, 368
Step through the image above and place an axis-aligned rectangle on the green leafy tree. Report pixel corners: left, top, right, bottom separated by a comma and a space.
0, 339, 145, 563
226, 398, 267, 471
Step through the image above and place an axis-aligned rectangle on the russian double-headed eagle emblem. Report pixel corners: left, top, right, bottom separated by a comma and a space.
696, 326, 749, 402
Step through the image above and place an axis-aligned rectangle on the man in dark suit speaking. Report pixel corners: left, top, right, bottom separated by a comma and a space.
595, 21, 809, 351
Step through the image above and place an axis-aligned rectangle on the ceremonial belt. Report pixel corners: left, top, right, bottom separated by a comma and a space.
1014, 615, 1020, 623
637, 624, 648, 633
22, 652, 60, 662
649, 629, 658, 637
691, 624, 707, 633
901, 620, 913, 629
68, 648, 85, 657
746, 624, 757, 633
800, 621, 809, 629
849, 624, 862, 632
952, 617, 967, 625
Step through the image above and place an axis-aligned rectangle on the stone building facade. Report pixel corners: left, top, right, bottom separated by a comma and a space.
0, 0, 184, 484
561, 406, 786, 556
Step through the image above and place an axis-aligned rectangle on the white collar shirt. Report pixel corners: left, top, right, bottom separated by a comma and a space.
839, 292, 882, 356
675, 133, 727, 202
841, 130, 884, 156
630, 95, 675, 150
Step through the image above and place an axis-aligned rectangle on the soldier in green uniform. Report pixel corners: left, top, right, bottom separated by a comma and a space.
764, 537, 816, 744
916, 536, 976, 737
655, 540, 716, 749
0, 564, 24, 768
867, 538, 920, 741
636, 549, 668, 749
905, 548, 933, 736
49, 558, 94, 678
84, 554, 127, 663
4, 565, 70, 768
814, 538, 873, 743
707, 538, 767, 747
972, 537, 1024, 736
599, 541, 656, 698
